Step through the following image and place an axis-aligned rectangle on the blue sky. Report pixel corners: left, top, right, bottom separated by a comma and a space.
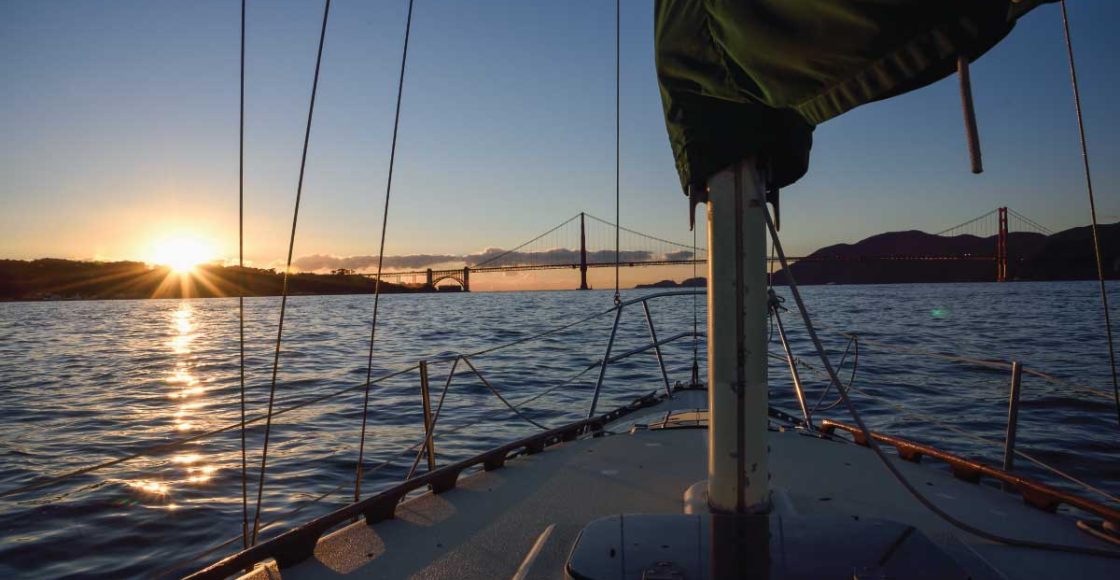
2, 1, 1117, 284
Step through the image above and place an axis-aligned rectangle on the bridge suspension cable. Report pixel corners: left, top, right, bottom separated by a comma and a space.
585, 213, 708, 256
471, 214, 581, 268
934, 208, 999, 236
1006, 208, 1053, 235
935, 207, 1052, 237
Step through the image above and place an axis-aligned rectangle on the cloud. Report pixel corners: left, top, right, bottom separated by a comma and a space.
664, 250, 695, 261
293, 253, 461, 272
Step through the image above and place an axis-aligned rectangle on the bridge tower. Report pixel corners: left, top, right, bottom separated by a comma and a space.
462, 267, 470, 292
425, 268, 433, 288
997, 207, 1008, 282
578, 212, 589, 290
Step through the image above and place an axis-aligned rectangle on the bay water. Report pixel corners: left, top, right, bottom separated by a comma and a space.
1, 282, 1117, 578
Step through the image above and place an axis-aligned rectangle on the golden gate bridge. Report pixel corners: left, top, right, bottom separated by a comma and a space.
366, 207, 1051, 290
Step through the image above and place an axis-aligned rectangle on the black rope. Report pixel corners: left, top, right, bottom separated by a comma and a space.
236, 0, 249, 551
355, 0, 415, 505
1059, 0, 1120, 428
612, 0, 621, 305
250, 0, 331, 546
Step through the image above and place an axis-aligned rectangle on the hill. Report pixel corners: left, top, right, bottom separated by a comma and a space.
772, 222, 1119, 285
0, 260, 420, 301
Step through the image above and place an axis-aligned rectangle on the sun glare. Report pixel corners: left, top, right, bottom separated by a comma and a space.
151, 236, 216, 274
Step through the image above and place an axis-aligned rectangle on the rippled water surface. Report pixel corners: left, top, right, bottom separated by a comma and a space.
1, 282, 1118, 578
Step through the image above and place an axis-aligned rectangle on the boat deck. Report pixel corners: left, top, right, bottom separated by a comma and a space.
237, 390, 1117, 579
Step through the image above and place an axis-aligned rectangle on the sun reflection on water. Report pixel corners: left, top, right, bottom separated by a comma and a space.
127, 302, 220, 508
128, 480, 170, 496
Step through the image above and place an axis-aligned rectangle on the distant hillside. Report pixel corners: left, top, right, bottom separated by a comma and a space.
0, 259, 420, 301
636, 277, 706, 289
773, 222, 1119, 285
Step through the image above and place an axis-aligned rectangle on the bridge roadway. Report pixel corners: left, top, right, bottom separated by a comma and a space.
365, 255, 998, 291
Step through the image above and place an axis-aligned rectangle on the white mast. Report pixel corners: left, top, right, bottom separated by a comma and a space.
706, 159, 769, 513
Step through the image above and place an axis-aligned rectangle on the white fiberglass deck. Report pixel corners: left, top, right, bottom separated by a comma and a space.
238, 390, 1116, 580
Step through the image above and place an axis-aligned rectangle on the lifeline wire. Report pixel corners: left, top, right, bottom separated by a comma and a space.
782, 349, 1120, 506
1060, 0, 1119, 428
613, 0, 621, 305
236, 0, 249, 551
355, 0, 415, 505
250, 0, 331, 547
763, 198, 1120, 559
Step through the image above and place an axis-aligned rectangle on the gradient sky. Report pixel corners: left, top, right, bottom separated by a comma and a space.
2, 1, 1118, 290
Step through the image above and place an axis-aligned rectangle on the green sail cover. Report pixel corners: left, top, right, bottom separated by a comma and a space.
656, 0, 1053, 192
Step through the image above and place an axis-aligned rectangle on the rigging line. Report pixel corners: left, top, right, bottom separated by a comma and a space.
1019, 367, 1114, 400
812, 329, 1113, 400
407, 359, 601, 478
829, 330, 1012, 371
613, 0, 621, 306
471, 214, 580, 268
467, 304, 616, 357
1060, 0, 1119, 428
406, 357, 458, 480
806, 334, 858, 414
844, 383, 1120, 507
406, 357, 596, 478
461, 356, 551, 430
237, 0, 249, 551
763, 205, 1120, 560
355, 0, 416, 506
250, 0, 332, 547
784, 346, 1119, 504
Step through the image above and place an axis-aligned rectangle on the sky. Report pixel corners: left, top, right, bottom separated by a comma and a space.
2, 0, 1118, 291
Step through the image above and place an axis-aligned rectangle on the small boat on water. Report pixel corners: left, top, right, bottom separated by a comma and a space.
178, 1, 1119, 578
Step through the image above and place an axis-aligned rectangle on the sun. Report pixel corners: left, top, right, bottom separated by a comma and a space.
150, 236, 216, 274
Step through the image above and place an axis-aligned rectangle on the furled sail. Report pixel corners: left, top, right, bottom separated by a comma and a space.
655, 0, 1054, 192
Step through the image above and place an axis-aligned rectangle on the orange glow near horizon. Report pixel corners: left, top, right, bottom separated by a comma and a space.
149, 235, 217, 274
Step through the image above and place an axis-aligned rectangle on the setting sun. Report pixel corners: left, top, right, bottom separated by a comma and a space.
150, 236, 216, 274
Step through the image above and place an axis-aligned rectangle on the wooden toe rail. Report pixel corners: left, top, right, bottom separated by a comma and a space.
820, 419, 1120, 528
